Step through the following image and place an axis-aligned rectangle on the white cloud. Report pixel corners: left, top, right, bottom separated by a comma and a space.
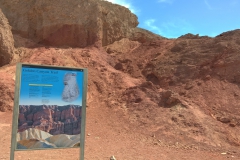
144, 19, 163, 35
160, 19, 194, 38
158, 0, 174, 4
104, 0, 138, 14
143, 18, 194, 38
230, 0, 239, 6
204, 0, 213, 10
204, 0, 221, 10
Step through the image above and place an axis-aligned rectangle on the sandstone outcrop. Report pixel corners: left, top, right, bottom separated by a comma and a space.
18, 105, 81, 135
0, 9, 14, 66
0, 0, 138, 48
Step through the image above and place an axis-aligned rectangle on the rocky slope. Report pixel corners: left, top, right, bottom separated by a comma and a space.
18, 105, 81, 135
107, 31, 240, 148
0, 0, 240, 159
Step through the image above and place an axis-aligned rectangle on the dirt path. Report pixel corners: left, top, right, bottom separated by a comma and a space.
0, 111, 237, 160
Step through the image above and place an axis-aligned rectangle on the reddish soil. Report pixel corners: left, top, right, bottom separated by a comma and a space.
0, 31, 240, 159
0, 110, 237, 160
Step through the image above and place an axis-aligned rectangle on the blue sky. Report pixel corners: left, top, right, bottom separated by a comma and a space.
105, 0, 240, 38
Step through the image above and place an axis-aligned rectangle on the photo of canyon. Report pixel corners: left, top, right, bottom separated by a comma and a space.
17, 105, 81, 149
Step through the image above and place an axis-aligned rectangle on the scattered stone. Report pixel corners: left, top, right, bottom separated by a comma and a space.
114, 63, 124, 70
179, 90, 187, 96
171, 116, 178, 122
229, 123, 236, 127
196, 81, 202, 86
204, 75, 211, 80
134, 97, 142, 103
184, 83, 194, 90
217, 117, 231, 123
110, 155, 116, 160
233, 92, 239, 97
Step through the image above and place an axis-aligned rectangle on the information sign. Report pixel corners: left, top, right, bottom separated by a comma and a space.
10, 63, 87, 160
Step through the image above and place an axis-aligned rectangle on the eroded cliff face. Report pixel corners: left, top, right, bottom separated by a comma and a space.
0, 0, 138, 47
0, 9, 14, 66
18, 105, 81, 135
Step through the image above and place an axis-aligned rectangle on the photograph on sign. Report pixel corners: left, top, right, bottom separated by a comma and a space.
16, 65, 85, 150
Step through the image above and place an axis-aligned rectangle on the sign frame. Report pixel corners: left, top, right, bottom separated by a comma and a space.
10, 63, 88, 160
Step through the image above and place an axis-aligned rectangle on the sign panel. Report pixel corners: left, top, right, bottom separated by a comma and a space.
10, 63, 87, 159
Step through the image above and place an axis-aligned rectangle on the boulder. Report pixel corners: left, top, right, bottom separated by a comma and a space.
0, 9, 14, 66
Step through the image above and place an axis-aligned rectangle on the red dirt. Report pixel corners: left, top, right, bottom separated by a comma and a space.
0, 31, 240, 159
